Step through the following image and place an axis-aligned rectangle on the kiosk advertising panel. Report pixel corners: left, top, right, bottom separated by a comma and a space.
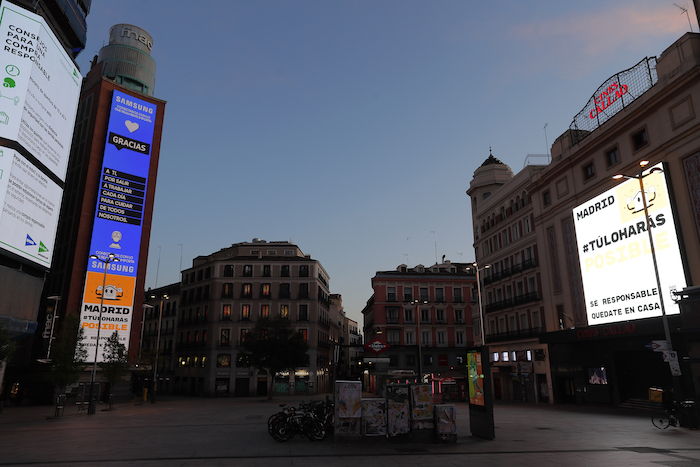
0, 1, 81, 268
79, 90, 156, 361
573, 163, 687, 326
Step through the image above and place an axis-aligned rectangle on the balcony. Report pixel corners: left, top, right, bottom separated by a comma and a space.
485, 291, 540, 313
485, 327, 543, 344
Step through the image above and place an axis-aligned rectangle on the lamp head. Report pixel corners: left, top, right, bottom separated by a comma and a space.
612, 174, 624, 180
639, 160, 650, 168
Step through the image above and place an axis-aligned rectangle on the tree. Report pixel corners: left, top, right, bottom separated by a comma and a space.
240, 317, 309, 399
46, 313, 87, 394
101, 331, 129, 390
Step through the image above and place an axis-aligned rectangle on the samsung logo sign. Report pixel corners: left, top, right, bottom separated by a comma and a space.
116, 95, 154, 114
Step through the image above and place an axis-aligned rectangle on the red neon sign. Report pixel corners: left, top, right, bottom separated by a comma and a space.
589, 81, 628, 119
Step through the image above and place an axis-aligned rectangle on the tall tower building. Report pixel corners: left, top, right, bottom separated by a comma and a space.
2, 22, 166, 404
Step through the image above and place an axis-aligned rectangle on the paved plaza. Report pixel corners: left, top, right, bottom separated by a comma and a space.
1, 395, 699, 466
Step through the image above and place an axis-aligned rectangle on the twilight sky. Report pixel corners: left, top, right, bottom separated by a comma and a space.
80, 0, 694, 324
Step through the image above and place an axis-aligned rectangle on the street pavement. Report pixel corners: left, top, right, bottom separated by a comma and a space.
0, 395, 699, 466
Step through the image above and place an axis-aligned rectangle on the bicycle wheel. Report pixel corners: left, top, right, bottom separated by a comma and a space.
306, 420, 326, 442
652, 412, 671, 429
679, 411, 700, 430
272, 419, 294, 442
268, 413, 284, 435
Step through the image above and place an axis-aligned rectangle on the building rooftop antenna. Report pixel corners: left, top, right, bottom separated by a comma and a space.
675, 3, 694, 32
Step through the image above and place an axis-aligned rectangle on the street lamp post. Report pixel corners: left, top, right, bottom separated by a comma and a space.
45, 295, 61, 360
410, 298, 429, 383
151, 293, 168, 403
613, 160, 682, 397
87, 253, 119, 415
467, 263, 490, 346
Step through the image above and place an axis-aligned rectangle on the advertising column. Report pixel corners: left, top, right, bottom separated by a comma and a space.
79, 90, 156, 361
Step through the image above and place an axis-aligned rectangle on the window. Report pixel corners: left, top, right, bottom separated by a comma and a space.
422, 331, 431, 346
454, 309, 464, 324
406, 355, 416, 366
223, 265, 234, 277
279, 283, 290, 299
262, 265, 271, 277
524, 217, 532, 234
605, 147, 620, 167
260, 304, 270, 319
453, 288, 462, 303
403, 287, 413, 302
520, 313, 528, 329
423, 354, 433, 366
299, 329, 308, 343
512, 223, 520, 240
387, 287, 397, 302
241, 304, 251, 320
386, 307, 399, 324
220, 329, 230, 346
222, 283, 233, 298
631, 127, 649, 151
242, 283, 252, 298
281, 265, 290, 277
221, 304, 231, 320
437, 331, 446, 346
582, 161, 596, 181
435, 288, 444, 302
436, 309, 446, 323
420, 309, 431, 324
387, 329, 400, 345
243, 265, 253, 277
261, 283, 271, 297
419, 287, 429, 301
267, 250, 277, 256
405, 331, 415, 345
543, 190, 551, 206
298, 304, 308, 321
455, 331, 465, 346
217, 354, 231, 367
502, 351, 509, 362
298, 283, 309, 299
299, 265, 309, 277
404, 308, 414, 323
240, 328, 250, 344
280, 304, 289, 319
284, 250, 295, 255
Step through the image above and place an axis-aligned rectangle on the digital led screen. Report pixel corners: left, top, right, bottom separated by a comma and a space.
573, 163, 686, 326
0, 1, 81, 268
79, 90, 156, 361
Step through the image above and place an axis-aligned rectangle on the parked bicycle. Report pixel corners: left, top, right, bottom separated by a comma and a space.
652, 400, 700, 430
268, 398, 334, 442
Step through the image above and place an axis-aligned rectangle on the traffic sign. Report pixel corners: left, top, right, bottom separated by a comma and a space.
364, 338, 390, 355
645, 340, 668, 352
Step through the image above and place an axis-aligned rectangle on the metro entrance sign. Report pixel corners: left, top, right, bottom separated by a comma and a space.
364, 338, 390, 356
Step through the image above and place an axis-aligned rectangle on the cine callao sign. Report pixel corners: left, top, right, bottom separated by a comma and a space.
78, 90, 157, 362
573, 162, 687, 326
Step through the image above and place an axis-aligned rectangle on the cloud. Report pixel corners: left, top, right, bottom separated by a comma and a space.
507, 4, 689, 78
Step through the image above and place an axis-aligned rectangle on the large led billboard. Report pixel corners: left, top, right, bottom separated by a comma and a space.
79, 90, 156, 361
573, 163, 687, 326
0, 1, 81, 268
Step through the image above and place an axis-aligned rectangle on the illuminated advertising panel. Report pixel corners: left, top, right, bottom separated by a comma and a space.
467, 350, 485, 406
0, 1, 81, 268
79, 90, 156, 361
573, 163, 687, 326
0, 1, 81, 179
0, 148, 61, 264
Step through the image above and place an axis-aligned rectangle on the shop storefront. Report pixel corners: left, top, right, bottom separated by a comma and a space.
540, 317, 689, 405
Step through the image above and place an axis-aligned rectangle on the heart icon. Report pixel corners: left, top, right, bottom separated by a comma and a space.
125, 120, 139, 133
